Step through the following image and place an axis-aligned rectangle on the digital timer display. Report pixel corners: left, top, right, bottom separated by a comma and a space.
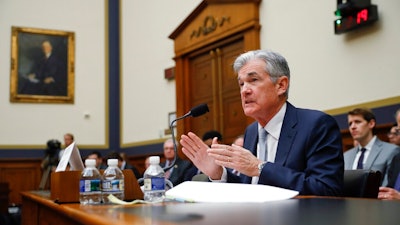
334, 5, 378, 34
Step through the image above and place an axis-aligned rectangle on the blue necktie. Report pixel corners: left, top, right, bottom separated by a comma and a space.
357, 148, 366, 169
258, 128, 268, 161
394, 173, 400, 191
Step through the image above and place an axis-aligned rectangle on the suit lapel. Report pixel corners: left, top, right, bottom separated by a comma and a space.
274, 103, 297, 165
242, 123, 258, 184
365, 139, 383, 169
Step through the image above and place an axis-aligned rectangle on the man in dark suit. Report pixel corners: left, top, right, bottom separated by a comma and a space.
180, 50, 344, 196
160, 139, 192, 187
378, 152, 400, 200
24, 40, 67, 96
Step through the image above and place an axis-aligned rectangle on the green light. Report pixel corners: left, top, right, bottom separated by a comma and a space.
335, 10, 341, 17
336, 19, 342, 25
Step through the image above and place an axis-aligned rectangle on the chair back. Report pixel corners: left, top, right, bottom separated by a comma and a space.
343, 169, 382, 198
191, 174, 209, 182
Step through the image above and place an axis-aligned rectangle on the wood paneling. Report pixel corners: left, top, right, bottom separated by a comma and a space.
170, 0, 260, 148
0, 159, 42, 205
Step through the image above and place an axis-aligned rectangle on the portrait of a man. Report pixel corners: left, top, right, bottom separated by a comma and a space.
10, 27, 75, 103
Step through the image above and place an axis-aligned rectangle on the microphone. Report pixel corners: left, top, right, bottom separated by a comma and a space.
137, 103, 209, 186
163, 103, 209, 172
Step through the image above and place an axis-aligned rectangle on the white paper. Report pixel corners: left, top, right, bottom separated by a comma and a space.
165, 181, 299, 203
55, 142, 84, 172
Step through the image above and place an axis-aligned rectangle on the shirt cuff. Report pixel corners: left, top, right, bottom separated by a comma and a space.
209, 167, 227, 182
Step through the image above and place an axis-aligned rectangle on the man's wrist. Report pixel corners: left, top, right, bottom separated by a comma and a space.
257, 161, 267, 176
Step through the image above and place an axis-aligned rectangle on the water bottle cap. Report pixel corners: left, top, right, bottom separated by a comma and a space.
85, 159, 96, 167
149, 156, 160, 164
107, 158, 119, 166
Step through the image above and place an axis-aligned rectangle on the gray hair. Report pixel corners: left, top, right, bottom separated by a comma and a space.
233, 50, 290, 98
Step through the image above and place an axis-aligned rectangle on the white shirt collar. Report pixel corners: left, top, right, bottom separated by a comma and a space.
258, 102, 287, 140
361, 135, 377, 151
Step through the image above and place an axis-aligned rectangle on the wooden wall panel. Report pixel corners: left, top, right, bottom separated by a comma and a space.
0, 159, 42, 205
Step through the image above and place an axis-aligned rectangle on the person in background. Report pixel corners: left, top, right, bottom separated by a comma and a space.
87, 151, 107, 170
58, 133, 74, 160
119, 152, 142, 178
202, 130, 223, 147
160, 139, 192, 186
180, 49, 344, 196
344, 108, 400, 186
387, 125, 400, 146
106, 151, 141, 179
378, 109, 400, 200
378, 151, 400, 200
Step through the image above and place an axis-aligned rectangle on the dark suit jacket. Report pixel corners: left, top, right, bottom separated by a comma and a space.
387, 152, 400, 188
160, 157, 192, 187
228, 102, 344, 196
122, 162, 141, 180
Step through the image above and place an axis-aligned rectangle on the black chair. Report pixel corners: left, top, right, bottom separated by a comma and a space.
343, 169, 382, 198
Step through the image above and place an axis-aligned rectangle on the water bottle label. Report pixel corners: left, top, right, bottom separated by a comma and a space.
79, 179, 101, 193
102, 179, 124, 192
143, 177, 165, 191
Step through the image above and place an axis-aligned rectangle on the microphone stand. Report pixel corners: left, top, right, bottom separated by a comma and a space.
136, 118, 181, 186
137, 103, 209, 185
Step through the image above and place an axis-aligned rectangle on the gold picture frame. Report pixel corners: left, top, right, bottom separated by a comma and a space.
10, 26, 75, 103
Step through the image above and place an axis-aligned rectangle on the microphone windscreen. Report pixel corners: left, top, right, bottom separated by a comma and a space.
190, 103, 209, 117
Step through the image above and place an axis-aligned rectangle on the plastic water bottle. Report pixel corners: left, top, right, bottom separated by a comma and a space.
101, 159, 125, 204
143, 156, 166, 202
79, 159, 102, 205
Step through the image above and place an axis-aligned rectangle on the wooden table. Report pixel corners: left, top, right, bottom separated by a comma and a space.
21, 191, 400, 225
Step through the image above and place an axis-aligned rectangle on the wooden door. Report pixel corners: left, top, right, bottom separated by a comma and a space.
169, 0, 261, 150
187, 39, 250, 144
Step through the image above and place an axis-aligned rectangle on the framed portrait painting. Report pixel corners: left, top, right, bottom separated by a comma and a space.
10, 26, 75, 103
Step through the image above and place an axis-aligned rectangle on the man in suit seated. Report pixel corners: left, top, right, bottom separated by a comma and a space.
160, 139, 192, 187
180, 49, 344, 196
344, 108, 400, 186
106, 151, 141, 179
378, 151, 400, 200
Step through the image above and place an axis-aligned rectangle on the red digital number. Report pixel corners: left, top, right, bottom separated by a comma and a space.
357, 9, 368, 24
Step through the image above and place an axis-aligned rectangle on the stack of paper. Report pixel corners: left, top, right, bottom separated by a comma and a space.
165, 181, 299, 203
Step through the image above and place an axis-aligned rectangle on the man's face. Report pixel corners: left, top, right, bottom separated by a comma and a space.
238, 59, 287, 124
163, 140, 175, 160
64, 135, 73, 147
388, 126, 400, 146
42, 41, 52, 55
348, 114, 374, 142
